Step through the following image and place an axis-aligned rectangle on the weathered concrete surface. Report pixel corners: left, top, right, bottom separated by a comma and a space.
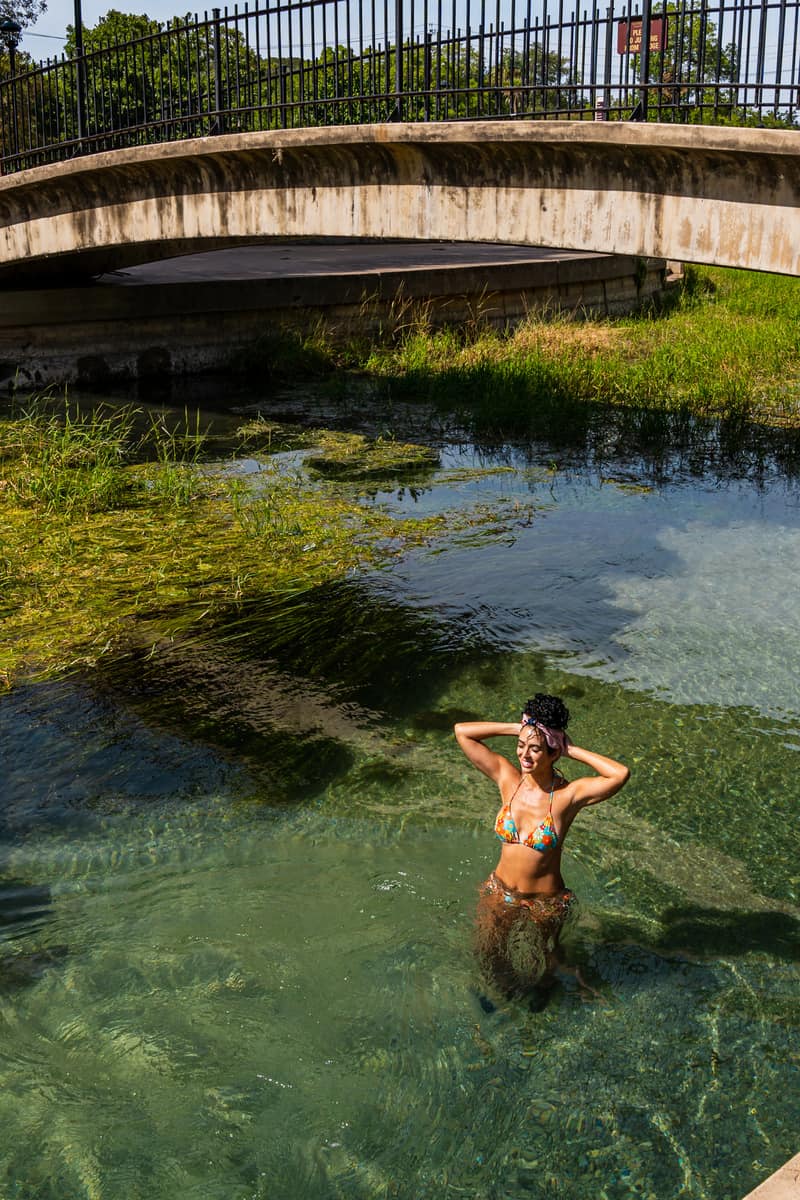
0, 242, 671, 387
0, 122, 799, 283
742, 1152, 800, 1200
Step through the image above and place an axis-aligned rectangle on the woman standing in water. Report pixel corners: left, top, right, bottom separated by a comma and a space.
454, 694, 629, 1002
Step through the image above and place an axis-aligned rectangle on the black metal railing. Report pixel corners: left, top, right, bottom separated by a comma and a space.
1, 0, 798, 173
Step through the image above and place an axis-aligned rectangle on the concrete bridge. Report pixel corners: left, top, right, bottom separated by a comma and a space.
1, 120, 800, 286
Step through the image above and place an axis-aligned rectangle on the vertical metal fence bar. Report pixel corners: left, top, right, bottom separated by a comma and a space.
771, 0, 784, 114
212, 8, 223, 130
741, 0, 754, 116
96, 43, 105, 141
657, 0, 666, 113
588, 0, 598, 113
265, 0, 274, 125
696, 0, 708, 114
139, 36, 147, 142
575, 5, 584, 113
194, 17, 203, 129
422, 0, 429, 117
638, 0, 651, 117
42, 59, 53, 153
394, 0, 403, 116
463, 0, 471, 115
712, 0, 723, 119
332, 0, 339, 122
21, 63, 31, 154
230, 7, 240, 129
733, 0, 745, 113
184, 19, 194, 134
509, 0, 517, 113
423, 28, 431, 117
521, 12, 530, 111
30, 62, 41, 154
789, 0, 799, 121
556, 0, 565, 113
406, 0, 413, 115
762, 0, 772, 118
241, 4, 252, 128
495, 0, 503, 111
450, 0, 457, 114
531, 12, 540, 113
346, 0, 354, 124
278, 0, 287, 128
28, 59, 39, 159
358, 0, 365, 120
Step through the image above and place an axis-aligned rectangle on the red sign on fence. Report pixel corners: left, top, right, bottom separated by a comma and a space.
617, 16, 667, 54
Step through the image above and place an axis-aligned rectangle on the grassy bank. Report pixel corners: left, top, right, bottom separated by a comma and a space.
252, 267, 800, 432
0, 403, 519, 688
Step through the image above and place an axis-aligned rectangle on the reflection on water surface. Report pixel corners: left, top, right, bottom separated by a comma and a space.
1, 396, 798, 1199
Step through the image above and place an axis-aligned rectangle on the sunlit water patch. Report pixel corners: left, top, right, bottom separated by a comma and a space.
368, 448, 800, 723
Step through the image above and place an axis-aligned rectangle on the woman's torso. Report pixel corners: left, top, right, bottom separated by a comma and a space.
494, 773, 576, 894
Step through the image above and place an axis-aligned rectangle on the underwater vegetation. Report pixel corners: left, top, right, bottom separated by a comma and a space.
0, 399, 527, 688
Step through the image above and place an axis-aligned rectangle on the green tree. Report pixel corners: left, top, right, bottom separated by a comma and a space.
496, 45, 583, 116
62, 9, 266, 139
629, 4, 738, 119
1, 0, 46, 33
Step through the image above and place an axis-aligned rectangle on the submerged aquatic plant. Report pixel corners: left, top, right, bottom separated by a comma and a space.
304, 431, 439, 479
0, 400, 531, 688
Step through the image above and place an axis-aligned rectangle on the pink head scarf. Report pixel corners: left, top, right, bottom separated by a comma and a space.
522, 717, 567, 760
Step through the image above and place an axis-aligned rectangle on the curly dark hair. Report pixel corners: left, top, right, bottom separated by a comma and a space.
523, 693, 570, 730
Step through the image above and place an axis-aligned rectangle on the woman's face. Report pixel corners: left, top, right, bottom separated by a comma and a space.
516, 728, 554, 774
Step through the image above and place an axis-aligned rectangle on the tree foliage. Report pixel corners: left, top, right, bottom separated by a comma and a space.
59, 9, 265, 137
1, 0, 46, 33
631, 4, 738, 119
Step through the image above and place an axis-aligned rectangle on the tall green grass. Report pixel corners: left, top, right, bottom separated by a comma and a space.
253, 267, 800, 432
0, 400, 212, 514
0, 400, 135, 513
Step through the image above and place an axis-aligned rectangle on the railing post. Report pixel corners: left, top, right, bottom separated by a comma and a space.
8, 46, 18, 159
280, 64, 288, 127
0, 16, 22, 160
424, 29, 432, 119
212, 7, 225, 133
73, 0, 87, 144
638, 0, 651, 119
603, 3, 614, 111
394, 0, 403, 119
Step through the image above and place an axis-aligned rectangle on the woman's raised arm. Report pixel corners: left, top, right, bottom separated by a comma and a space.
564, 740, 630, 808
453, 721, 521, 785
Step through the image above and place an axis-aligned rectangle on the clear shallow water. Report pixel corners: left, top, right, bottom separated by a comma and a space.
1, 402, 799, 1199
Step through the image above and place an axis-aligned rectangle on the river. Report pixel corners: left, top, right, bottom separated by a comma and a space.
1, 388, 798, 1199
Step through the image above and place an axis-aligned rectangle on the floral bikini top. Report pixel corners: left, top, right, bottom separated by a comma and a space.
495, 776, 560, 852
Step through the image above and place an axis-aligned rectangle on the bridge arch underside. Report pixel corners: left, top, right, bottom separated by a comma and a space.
1, 122, 799, 285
